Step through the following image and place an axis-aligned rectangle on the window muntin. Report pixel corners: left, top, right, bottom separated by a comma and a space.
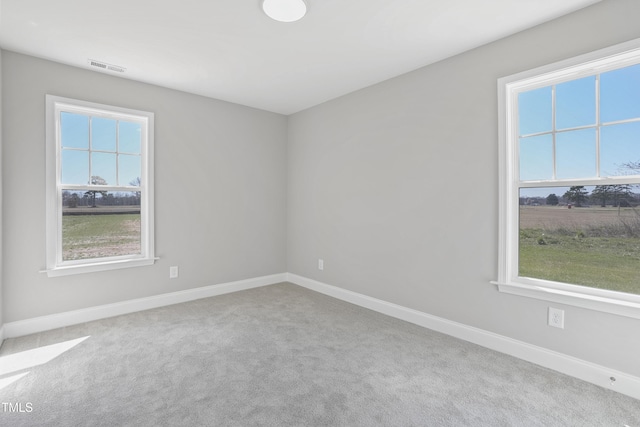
517, 65, 640, 290
497, 39, 640, 318
46, 96, 154, 276
518, 63, 640, 183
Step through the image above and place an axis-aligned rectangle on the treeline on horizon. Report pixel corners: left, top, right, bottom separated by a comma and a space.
521, 184, 639, 207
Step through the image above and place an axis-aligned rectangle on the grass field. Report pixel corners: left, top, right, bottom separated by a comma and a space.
62, 213, 141, 261
519, 206, 640, 295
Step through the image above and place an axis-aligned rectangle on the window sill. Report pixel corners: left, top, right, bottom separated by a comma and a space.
43, 257, 157, 277
492, 280, 640, 320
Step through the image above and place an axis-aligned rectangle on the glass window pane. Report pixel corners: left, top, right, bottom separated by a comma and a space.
519, 134, 553, 181
519, 186, 640, 295
61, 150, 89, 185
91, 117, 117, 152
119, 154, 141, 187
61, 112, 89, 149
601, 122, 640, 177
119, 121, 141, 154
91, 152, 116, 185
61, 190, 141, 261
601, 63, 640, 123
518, 86, 552, 135
556, 129, 596, 179
556, 76, 596, 130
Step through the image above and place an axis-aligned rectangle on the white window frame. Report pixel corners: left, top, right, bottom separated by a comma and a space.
45, 95, 155, 277
495, 38, 640, 319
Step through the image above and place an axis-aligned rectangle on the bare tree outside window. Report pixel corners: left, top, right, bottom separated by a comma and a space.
84, 176, 108, 207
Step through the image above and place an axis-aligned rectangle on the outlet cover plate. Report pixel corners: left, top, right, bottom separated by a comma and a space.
548, 307, 565, 329
170, 266, 179, 279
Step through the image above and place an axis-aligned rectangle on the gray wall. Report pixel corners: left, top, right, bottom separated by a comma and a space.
2, 0, 639, 378
2, 51, 287, 322
287, 0, 640, 377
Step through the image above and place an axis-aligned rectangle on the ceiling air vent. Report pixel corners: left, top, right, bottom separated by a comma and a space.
87, 59, 126, 73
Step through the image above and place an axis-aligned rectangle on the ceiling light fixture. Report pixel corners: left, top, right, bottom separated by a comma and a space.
262, 0, 307, 23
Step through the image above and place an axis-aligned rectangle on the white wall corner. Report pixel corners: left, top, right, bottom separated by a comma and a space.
285, 273, 640, 401
3, 273, 287, 339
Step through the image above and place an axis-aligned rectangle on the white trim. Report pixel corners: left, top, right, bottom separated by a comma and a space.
3, 272, 639, 400
2, 273, 287, 339
45, 95, 155, 277
496, 38, 640, 318
42, 257, 156, 277
493, 281, 640, 320
502, 38, 640, 93
287, 273, 640, 401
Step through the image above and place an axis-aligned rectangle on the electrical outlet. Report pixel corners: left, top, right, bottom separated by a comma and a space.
170, 266, 179, 279
548, 307, 564, 329
318, 259, 324, 270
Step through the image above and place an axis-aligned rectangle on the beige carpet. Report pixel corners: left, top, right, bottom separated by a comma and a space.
0, 282, 638, 426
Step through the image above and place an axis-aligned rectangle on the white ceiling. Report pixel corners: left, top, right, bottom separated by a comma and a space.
0, 0, 600, 115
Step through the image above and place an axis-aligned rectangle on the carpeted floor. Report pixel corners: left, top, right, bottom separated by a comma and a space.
0, 282, 638, 426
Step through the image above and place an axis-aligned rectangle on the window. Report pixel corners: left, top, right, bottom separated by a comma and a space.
496, 39, 640, 319
45, 96, 155, 276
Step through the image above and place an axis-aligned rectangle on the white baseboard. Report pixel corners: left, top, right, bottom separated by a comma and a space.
2, 273, 287, 339
3, 271, 639, 401
287, 273, 640, 401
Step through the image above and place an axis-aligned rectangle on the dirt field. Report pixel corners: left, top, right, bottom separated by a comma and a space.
62, 214, 141, 261
519, 205, 640, 229
63, 206, 141, 215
